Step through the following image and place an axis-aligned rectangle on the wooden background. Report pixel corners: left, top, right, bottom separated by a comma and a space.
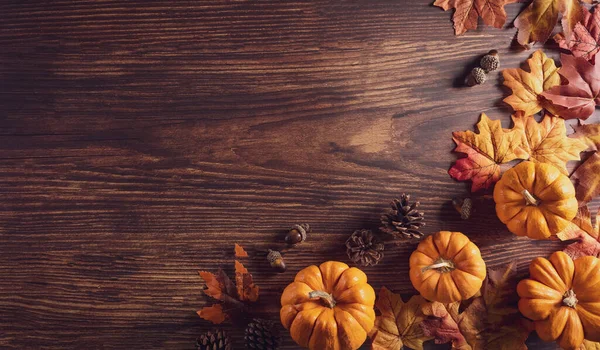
1, 0, 599, 349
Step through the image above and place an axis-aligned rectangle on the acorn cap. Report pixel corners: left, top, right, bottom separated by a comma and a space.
466, 67, 486, 86
480, 50, 500, 72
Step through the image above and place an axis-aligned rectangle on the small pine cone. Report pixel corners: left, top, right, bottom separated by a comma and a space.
466, 67, 486, 86
196, 329, 232, 350
245, 318, 281, 350
380, 194, 425, 239
345, 229, 384, 267
480, 50, 500, 72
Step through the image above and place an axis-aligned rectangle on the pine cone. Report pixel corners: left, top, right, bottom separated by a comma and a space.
245, 318, 281, 350
380, 194, 425, 239
196, 329, 232, 350
345, 229, 384, 266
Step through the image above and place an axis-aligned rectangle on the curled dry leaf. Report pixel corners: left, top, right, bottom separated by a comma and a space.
421, 301, 470, 349
512, 113, 587, 175
368, 287, 432, 350
541, 54, 600, 120
555, 6, 600, 61
449, 113, 528, 192
557, 205, 600, 259
571, 122, 600, 151
502, 50, 560, 116
433, 0, 510, 35
514, 0, 590, 46
234, 243, 249, 258
572, 152, 600, 203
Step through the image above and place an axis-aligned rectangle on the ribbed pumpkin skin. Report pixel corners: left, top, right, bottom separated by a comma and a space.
409, 231, 486, 303
280, 261, 376, 350
493, 161, 578, 239
517, 251, 600, 350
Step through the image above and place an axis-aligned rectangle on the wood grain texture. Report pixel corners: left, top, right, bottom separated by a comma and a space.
1, 0, 599, 349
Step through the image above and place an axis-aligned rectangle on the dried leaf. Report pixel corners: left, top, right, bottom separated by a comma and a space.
571, 122, 600, 151
234, 243, 249, 258
572, 152, 600, 203
235, 260, 259, 302
541, 54, 600, 120
449, 113, 528, 192
515, 0, 590, 46
433, 0, 510, 35
369, 287, 432, 350
512, 114, 587, 175
502, 50, 561, 115
581, 340, 600, 349
558, 205, 600, 258
198, 269, 238, 302
555, 6, 600, 61
421, 302, 471, 349
197, 304, 227, 324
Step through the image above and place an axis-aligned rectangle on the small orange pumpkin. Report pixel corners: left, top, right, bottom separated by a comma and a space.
409, 231, 486, 303
494, 161, 578, 239
517, 251, 600, 350
280, 261, 376, 350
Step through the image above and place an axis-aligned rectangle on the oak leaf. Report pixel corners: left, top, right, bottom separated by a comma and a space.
541, 54, 600, 120
502, 50, 561, 115
571, 152, 600, 203
369, 287, 432, 350
512, 114, 587, 175
196, 304, 227, 324
235, 260, 259, 302
558, 205, 600, 259
433, 0, 510, 35
555, 6, 600, 60
515, 0, 590, 46
449, 113, 528, 192
234, 243, 249, 258
571, 122, 600, 151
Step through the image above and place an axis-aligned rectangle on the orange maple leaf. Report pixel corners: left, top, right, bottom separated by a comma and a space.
235, 260, 259, 302
449, 113, 528, 192
197, 304, 227, 324
368, 287, 432, 350
572, 152, 600, 203
555, 6, 600, 61
570, 122, 600, 151
502, 50, 561, 115
433, 0, 511, 35
557, 205, 600, 258
514, 0, 591, 46
234, 243, 249, 258
512, 114, 587, 175
198, 270, 223, 300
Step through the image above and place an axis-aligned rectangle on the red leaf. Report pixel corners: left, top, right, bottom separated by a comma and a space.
541, 54, 600, 120
555, 6, 600, 61
421, 302, 469, 349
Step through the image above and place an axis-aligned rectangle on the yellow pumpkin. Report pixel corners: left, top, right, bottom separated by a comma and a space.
493, 161, 578, 239
280, 261, 376, 350
517, 251, 600, 350
409, 231, 486, 303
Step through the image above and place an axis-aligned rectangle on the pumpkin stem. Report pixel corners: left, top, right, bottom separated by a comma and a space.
421, 258, 455, 273
563, 289, 578, 308
309, 290, 336, 308
522, 190, 539, 206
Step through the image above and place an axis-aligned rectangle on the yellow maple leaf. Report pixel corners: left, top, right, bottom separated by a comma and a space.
581, 340, 600, 349
515, 0, 590, 46
449, 113, 528, 192
512, 114, 587, 175
369, 287, 432, 350
502, 50, 560, 115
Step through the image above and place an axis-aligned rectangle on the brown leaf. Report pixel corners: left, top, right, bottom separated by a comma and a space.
198, 269, 237, 302
555, 6, 600, 61
433, 0, 510, 35
572, 152, 600, 203
502, 50, 561, 115
512, 114, 586, 175
449, 114, 528, 192
421, 301, 471, 349
369, 287, 432, 350
234, 243, 249, 258
558, 205, 600, 259
197, 304, 227, 324
571, 122, 600, 151
541, 54, 600, 120
234, 260, 259, 302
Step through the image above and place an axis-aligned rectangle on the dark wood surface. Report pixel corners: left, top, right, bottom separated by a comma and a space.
1, 1, 599, 349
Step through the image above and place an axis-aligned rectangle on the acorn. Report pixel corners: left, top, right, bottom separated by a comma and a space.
267, 249, 286, 273
285, 223, 310, 245
480, 50, 500, 72
452, 197, 473, 220
466, 67, 486, 86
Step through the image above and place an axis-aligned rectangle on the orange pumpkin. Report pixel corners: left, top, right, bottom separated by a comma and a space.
409, 231, 486, 303
494, 161, 578, 239
517, 251, 600, 350
280, 261, 376, 350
